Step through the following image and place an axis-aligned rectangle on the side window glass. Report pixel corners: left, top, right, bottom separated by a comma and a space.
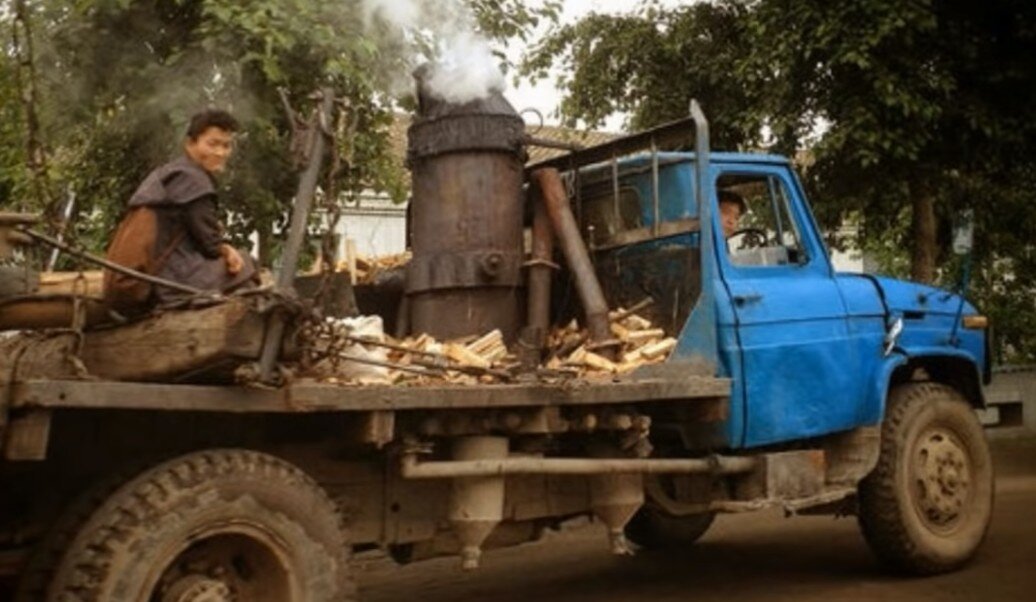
717, 173, 807, 267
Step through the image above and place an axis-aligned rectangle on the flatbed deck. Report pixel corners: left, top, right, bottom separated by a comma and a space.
9, 373, 730, 413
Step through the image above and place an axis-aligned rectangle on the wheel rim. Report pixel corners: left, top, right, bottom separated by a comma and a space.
911, 426, 973, 532
149, 526, 298, 602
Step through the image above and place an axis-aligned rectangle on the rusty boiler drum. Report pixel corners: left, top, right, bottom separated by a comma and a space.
405, 77, 526, 342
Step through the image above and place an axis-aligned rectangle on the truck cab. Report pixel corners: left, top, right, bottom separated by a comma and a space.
567, 147, 988, 450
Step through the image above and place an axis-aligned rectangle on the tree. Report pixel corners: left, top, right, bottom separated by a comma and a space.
522, 0, 1036, 360
0, 0, 557, 263
522, 1, 764, 148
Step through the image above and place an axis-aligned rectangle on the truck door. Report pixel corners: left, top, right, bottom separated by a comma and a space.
715, 167, 865, 447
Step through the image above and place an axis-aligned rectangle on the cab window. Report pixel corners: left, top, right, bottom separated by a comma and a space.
717, 173, 807, 266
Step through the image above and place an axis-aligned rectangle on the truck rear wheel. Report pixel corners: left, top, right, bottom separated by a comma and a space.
624, 506, 715, 549
16, 449, 352, 601
858, 382, 993, 574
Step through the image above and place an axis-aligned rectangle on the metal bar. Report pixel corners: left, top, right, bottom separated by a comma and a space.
400, 453, 756, 479
342, 334, 443, 359
17, 228, 206, 296
651, 138, 660, 237
611, 152, 620, 227
521, 181, 556, 368
46, 188, 75, 271
257, 89, 335, 383
532, 168, 619, 357
333, 352, 440, 377
527, 116, 696, 173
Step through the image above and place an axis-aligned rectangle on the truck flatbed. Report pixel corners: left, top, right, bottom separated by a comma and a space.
9, 371, 730, 413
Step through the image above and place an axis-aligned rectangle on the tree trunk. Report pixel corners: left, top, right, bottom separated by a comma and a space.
12, 0, 55, 215
910, 192, 937, 284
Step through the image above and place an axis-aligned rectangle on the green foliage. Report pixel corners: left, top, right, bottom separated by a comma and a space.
523, 0, 1036, 360
1, 0, 554, 265
523, 1, 762, 146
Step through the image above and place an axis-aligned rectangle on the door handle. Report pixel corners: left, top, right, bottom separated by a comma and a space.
733, 293, 763, 306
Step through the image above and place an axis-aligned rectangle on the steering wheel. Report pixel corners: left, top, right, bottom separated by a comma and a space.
729, 227, 768, 249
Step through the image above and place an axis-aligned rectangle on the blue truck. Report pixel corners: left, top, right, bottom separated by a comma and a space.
0, 102, 992, 600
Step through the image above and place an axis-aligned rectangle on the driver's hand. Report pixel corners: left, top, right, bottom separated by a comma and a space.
221, 244, 244, 275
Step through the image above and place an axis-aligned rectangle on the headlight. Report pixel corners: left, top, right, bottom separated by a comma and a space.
962, 315, 988, 329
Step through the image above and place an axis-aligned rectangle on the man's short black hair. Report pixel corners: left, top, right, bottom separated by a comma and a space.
718, 189, 747, 213
186, 109, 239, 140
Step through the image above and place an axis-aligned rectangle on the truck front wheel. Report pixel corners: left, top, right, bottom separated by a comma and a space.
858, 382, 993, 574
17, 449, 352, 601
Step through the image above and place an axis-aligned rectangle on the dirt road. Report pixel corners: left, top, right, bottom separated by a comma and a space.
358, 436, 1036, 602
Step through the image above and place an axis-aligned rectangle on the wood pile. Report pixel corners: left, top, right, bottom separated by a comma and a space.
333, 250, 411, 285
544, 308, 676, 376
316, 307, 674, 386
318, 327, 516, 386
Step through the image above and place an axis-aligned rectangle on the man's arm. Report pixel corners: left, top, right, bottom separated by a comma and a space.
184, 197, 242, 274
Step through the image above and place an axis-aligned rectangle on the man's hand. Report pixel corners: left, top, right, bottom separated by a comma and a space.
220, 244, 244, 275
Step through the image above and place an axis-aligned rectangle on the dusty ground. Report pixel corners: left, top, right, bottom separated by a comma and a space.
357, 436, 1036, 602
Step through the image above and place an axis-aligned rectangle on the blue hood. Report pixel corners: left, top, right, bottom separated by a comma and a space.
871, 276, 978, 316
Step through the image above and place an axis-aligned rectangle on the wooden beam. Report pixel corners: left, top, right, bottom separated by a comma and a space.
11, 374, 730, 413
79, 298, 266, 382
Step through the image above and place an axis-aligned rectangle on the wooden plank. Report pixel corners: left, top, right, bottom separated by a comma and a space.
79, 298, 266, 381
3, 410, 52, 461
11, 373, 731, 413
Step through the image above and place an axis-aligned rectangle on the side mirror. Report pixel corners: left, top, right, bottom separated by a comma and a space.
952, 209, 974, 255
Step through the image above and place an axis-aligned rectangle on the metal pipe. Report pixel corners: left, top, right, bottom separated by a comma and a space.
257, 89, 335, 383
17, 227, 206, 296
651, 138, 660, 236
522, 179, 556, 363
400, 453, 756, 479
531, 168, 618, 357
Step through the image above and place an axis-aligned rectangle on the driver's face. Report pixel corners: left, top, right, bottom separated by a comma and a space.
720, 201, 742, 239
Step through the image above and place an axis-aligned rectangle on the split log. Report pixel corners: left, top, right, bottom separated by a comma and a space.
444, 343, 491, 369
639, 337, 677, 360
625, 328, 665, 345
79, 297, 268, 382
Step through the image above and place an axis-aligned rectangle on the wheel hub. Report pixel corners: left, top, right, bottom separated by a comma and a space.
161, 574, 235, 602
915, 428, 971, 526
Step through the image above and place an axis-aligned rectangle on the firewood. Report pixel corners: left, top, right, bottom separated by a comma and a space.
616, 359, 647, 374
413, 333, 432, 352
583, 351, 618, 373
444, 343, 491, 369
466, 329, 503, 354
639, 337, 677, 360
626, 328, 665, 345
610, 322, 630, 341
566, 345, 588, 364
622, 314, 652, 331
479, 342, 509, 363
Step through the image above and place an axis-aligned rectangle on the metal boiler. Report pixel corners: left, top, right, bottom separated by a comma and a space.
405, 71, 526, 342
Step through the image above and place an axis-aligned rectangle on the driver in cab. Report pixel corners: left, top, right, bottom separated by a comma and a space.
719, 189, 747, 239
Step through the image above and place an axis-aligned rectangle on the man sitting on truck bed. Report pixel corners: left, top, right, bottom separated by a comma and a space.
115, 109, 258, 307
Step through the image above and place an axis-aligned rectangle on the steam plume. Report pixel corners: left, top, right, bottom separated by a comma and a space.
362, 0, 506, 103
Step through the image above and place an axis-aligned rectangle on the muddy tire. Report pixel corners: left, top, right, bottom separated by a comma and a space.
624, 506, 715, 549
16, 449, 352, 601
858, 382, 994, 575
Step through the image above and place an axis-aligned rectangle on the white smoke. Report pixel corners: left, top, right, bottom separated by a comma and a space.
362, 0, 506, 103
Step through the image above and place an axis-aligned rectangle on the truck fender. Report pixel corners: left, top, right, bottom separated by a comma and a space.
863, 352, 909, 426
866, 349, 987, 425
